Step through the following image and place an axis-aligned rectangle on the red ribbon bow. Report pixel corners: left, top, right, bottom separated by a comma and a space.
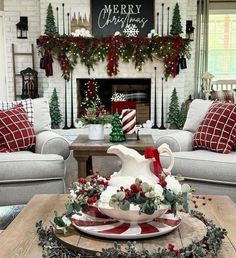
144, 147, 163, 177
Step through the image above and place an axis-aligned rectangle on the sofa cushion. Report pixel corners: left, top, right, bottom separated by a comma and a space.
183, 99, 212, 132
193, 101, 236, 154
160, 150, 236, 185
0, 151, 65, 182
0, 98, 34, 123
0, 105, 36, 152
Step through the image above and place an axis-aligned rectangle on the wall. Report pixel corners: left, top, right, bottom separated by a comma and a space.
3, 0, 197, 127
4, 0, 41, 100
0, 12, 7, 100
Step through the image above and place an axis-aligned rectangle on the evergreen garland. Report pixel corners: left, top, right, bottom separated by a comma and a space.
167, 88, 180, 128
49, 88, 62, 129
109, 113, 126, 142
44, 3, 57, 35
37, 34, 191, 81
170, 3, 183, 36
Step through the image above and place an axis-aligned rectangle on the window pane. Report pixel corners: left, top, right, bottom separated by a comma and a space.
208, 13, 236, 80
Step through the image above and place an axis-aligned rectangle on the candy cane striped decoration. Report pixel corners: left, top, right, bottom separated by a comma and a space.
121, 109, 136, 134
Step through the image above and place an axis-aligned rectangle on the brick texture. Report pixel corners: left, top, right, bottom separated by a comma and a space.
3, 0, 197, 126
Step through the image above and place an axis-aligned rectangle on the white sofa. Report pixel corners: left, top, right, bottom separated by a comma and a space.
0, 98, 70, 206
156, 99, 236, 202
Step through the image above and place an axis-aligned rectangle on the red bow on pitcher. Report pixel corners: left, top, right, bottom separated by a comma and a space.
144, 147, 163, 177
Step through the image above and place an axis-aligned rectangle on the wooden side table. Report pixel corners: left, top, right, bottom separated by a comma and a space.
69, 134, 154, 178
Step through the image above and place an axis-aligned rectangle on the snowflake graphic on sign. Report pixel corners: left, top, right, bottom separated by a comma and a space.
123, 24, 139, 37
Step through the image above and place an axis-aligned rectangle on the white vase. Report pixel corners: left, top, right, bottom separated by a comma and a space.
88, 124, 104, 140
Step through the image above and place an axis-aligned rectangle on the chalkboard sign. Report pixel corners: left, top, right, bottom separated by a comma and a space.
91, 0, 154, 37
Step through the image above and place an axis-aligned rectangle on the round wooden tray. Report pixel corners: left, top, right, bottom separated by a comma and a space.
55, 212, 207, 254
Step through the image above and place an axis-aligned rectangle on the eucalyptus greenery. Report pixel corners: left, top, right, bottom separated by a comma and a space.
36, 210, 227, 258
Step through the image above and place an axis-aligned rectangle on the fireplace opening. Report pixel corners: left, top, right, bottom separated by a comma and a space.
77, 78, 151, 123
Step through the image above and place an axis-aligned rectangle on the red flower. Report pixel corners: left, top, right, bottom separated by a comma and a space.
131, 184, 140, 193
79, 178, 87, 185
168, 243, 175, 251
87, 196, 97, 204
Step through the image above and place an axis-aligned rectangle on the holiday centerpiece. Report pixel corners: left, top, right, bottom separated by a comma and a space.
78, 105, 112, 140
53, 144, 192, 236
77, 79, 112, 140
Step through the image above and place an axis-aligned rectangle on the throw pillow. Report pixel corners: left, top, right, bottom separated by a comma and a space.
0, 104, 36, 152
193, 101, 236, 154
210, 90, 235, 103
31, 97, 51, 133
0, 98, 34, 124
183, 99, 213, 132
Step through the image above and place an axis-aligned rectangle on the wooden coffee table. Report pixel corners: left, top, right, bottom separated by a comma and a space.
0, 194, 235, 257
69, 134, 154, 178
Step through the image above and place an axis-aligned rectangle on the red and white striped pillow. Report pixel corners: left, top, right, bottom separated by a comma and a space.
0, 104, 36, 152
193, 101, 236, 154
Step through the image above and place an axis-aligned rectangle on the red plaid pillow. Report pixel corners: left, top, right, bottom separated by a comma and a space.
193, 101, 236, 154
0, 104, 36, 152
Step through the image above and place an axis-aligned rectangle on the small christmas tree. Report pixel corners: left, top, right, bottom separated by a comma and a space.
44, 3, 57, 35
170, 3, 183, 36
81, 79, 101, 109
110, 113, 126, 142
49, 88, 62, 129
167, 88, 180, 128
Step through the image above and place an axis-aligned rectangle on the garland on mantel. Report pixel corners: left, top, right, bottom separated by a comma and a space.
37, 35, 191, 80
36, 210, 227, 258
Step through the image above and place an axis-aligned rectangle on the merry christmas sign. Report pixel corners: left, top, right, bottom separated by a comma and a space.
91, 0, 154, 37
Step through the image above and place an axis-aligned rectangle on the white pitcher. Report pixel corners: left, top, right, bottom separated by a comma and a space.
107, 144, 174, 187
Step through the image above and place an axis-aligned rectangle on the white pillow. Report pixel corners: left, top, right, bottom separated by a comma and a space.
183, 99, 212, 132
32, 97, 51, 133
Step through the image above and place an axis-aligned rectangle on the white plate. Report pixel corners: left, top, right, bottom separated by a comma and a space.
71, 206, 181, 240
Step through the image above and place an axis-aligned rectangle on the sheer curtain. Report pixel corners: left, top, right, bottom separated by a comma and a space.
194, 0, 209, 98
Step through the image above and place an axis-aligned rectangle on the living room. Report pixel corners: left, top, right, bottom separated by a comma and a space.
0, 0, 236, 257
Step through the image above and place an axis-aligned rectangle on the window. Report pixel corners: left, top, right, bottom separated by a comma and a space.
208, 10, 236, 80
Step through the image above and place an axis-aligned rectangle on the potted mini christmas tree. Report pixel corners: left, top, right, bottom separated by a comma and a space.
167, 88, 180, 129
110, 112, 126, 142
49, 88, 62, 129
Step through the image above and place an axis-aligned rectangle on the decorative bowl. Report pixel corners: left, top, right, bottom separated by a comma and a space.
97, 202, 169, 224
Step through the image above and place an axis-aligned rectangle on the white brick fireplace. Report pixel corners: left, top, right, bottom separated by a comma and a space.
3, 0, 197, 127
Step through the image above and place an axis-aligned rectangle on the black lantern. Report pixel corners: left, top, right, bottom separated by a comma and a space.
20, 67, 39, 99
16, 17, 28, 39
186, 20, 194, 41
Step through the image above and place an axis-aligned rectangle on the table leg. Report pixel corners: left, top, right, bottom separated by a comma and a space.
73, 152, 88, 178
77, 159, 87, 178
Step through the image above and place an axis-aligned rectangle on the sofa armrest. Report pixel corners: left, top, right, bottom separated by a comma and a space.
156, 131, 194, 152
35, 131, 70, 160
